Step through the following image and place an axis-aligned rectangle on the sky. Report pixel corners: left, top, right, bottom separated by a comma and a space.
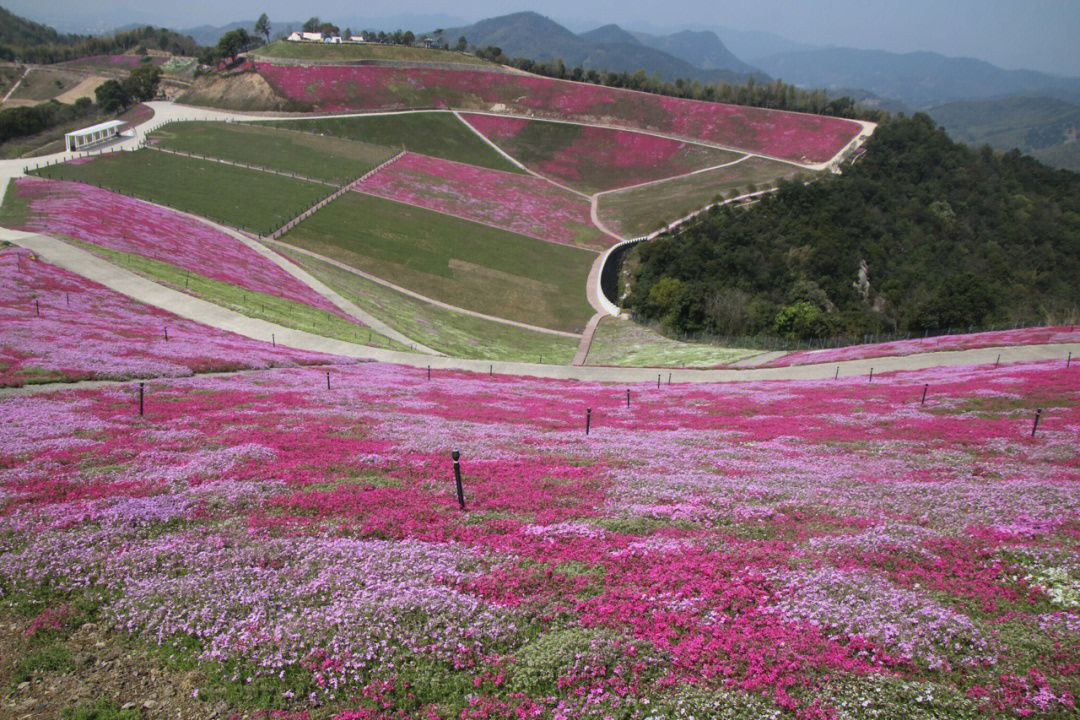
9, 0, 1079, 77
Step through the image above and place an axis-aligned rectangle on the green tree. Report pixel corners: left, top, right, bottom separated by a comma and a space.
254, 13, 271, 43
302, 17, 320, 33
94, 79, 127, 113
122, 64, 160, 103
455, 36, 467, 51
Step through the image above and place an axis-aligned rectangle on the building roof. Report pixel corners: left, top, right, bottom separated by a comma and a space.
65, 120, 126, 138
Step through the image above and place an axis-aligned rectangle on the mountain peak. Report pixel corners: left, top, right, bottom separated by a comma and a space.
580, 24, 639, 46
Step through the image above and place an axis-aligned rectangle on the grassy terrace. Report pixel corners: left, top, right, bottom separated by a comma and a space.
7, 67, 84, 102
281, 248, 579, 364
584, 317, 756, 367
70, 239, 409, 351
253, 40, 494, 66
150, 122, 395, 185
279, 192, 596, 333
259, 112, 523, 173
32, 150, 328, 235
597, 157, 803, 238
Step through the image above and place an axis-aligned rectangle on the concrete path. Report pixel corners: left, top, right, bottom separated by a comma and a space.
266, 239, 581, 339
8, 231, 1076, 385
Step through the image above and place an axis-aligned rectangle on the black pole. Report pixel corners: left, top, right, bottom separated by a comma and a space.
921, 383, 928, 405
626, 388, 630, 408
164, 326, 168, 341
326, 371, 330, 390
668, 373, 672, 385
1069, 352, 1073, 369
66, 292, 70, 307
1032, 409, 1042, 438
34, 299, 39, 316
272, 334, 275, 347
995, 354, 1000, 369
869, 367, 873, 382
138, 382, 144, 417
657, 374, 661, 389
452, 450, 465, 510
490, 364, 493, 376
835, 366, 839, 380
586, 407, 592, 435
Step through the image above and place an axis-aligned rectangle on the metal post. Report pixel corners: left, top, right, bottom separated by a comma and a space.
452, 450, 465, 510
1032, 409, 1042, 438
995, 354, 1000, 369
668, 373, 672, 385
272, 333, 275, 347
326, 371, 331, 390
835, 366, 839, 380
921, 384, 928, 405
1069, 352, 1072, 369
138, 382, 144, 417
164, 326, 168, 341
66, 292, 70, 307
586, 408, 592, 435
658, 374, 661, 389
869, 367, 873, 382
626, 388, 630, 408
34, 299, 39, 316
427, 365, 431, 380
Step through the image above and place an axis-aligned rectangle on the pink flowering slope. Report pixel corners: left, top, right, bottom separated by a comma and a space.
257, 63, 861, 163
8, 177, 353, 320
764, 326, 1080, 368
0, 359, 1078, 716
460, 112, 742, 194
356, 152, 616, 250
0, 248, 336, 386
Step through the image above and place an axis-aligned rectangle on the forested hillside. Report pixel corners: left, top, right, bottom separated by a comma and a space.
0, 6, 200, 63
625, 114, 1080, 339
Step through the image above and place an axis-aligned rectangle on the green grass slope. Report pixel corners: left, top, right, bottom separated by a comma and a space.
584, 317, 754, 367
253, 40, 494, 66
278, 192, 595, 333
282, 248, 578, 363
149, 122, 395, 184
33, 151, 329, 235
597, 157, 801, 238
258, 113, 523, 174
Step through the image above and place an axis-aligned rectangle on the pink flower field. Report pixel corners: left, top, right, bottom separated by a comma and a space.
8, 177, 355, 320
461, 112, 743, 193
0, 247, 335, 386
356, 152, 617, 250
1, 351, 1078, 717
256, 64, 862, 164
764, 326, 1080, 368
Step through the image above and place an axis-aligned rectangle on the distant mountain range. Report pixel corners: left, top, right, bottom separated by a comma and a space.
439, 12, 766, 84
755, 47, 1080, 109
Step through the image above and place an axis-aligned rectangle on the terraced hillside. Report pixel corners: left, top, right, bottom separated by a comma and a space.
255, 63, 863, 163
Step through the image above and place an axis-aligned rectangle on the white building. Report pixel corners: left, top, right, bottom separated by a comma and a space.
287, 32, 302, 42
349, 35, 365, 43
301, 32, 323, 41
64, 120, 126, 153
325, 36, 342, 44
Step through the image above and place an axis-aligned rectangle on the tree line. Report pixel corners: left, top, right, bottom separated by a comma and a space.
623, 114, 1080, 341
0, 23, 200, 65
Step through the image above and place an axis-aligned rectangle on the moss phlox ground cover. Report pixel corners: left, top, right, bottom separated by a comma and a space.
355, 153, 615, 250
0, 247, 333, 386
8, 177, 355, 320
255, 64, 860, 164
1, 357, 1078, 717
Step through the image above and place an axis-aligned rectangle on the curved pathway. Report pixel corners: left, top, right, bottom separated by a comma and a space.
5, 231, 1076, 386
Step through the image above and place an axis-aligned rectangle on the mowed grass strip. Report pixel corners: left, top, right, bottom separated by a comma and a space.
597, 157, 804, 238
254, 40, 495, 66
70, 239, 409, 351
150, 122, 395, 185
280, 248, 579, 364
279, 192, 596, 333
585, 317, 755, 368
33, 150, 329, 236
260, 112, 524, 174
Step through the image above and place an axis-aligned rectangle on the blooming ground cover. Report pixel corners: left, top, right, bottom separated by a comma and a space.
763, 326, 1080, 368
3, 177, 353, 320
0, 247, 334, 386
460, 113, 743, 194
355, 153, 616, 250
1, 356, 1078, 717
256, 64, 862, 163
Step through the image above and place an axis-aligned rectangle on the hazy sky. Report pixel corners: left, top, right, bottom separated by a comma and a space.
11, 0, 1080, 76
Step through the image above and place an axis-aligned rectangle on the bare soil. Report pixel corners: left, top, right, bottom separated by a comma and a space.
177, 72, 298, 112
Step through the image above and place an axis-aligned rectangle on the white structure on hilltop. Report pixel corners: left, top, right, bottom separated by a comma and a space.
301, 32, 323, 41
64, 120, 126, 152
287, 32, 302, 41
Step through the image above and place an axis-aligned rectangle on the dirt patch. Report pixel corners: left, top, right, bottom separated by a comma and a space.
178, 71, 304, 112
1, 618, 230, 720
54, 75, 107, 104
